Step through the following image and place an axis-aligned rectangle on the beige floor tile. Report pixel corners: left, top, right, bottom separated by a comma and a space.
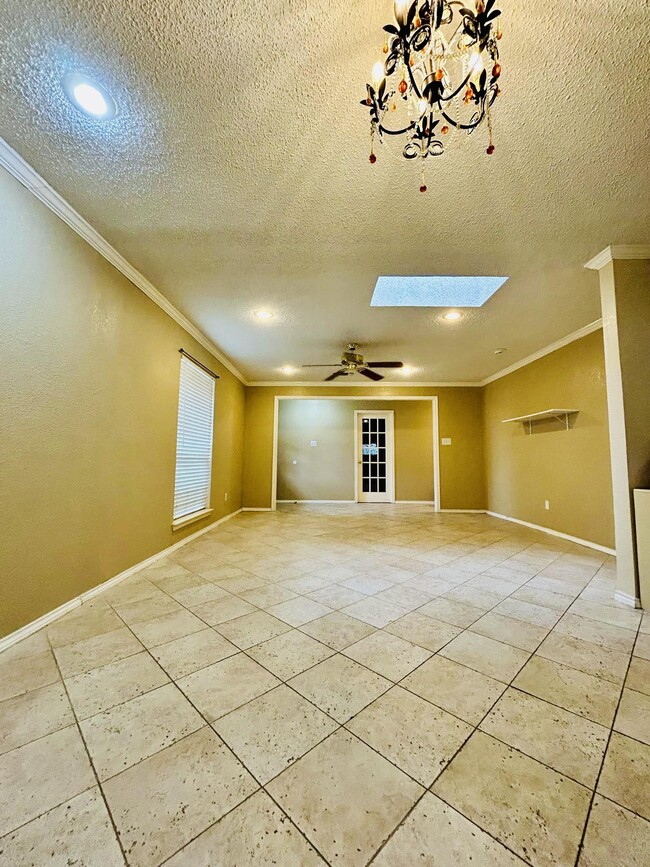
214, 609, 291, 649
402, 655, 506, 725
113, 594, 183, 626
598, 732, 650, 820
213, 684, 338, 784
347, 685, 471, 786
512, 585, 573, 612
626, 656, 650, 696
344, 631, 431, 681
373, 792, 525, 866
417, 597, 483, 628
248, 629, 334, 680
469, 611, 548, 651
555, 613, 637, 653
405, 574, 458, 596
289, 654, 390, 723
150, 628, 238, 679
65, 651, 169, 720
569, 599, 642, 631
537, 631, 630, 684
164, 790, 326, 866
372, 584, 433, 611
514, 655, 620, 726
267, 729, 422, 866
267, 597, 332, 627
53, 627, 143, 678
47, 603, 124, 648
432, 731, 591, 867
190, 595, 257, 626
129, 608, 206, 648
635, 632, 650, 660
239, 584, 298, 608
465, 574, 521, 598
307, 584, 366, 609
0, 649, 60, 702
614, 688, 650, 745
80, 683, 204, 780
493, 597, 561, 629
440, 631, 530, 683
169, 581, 231, 608
384, 611, 460, 652
341, 596, 407, 627
480, 688, 609, 787
213, 574, 267, 594
177, 653, 279, 722
0, 787, 124, 867
0, 630, 50, 663
280, 574, 334, 594
103, 727, 257, 867
0, 682, 73, 756
299, 611, 376, 649
339, 574, 393, 595
0, 725, 95, 838
579, 795, 650, 867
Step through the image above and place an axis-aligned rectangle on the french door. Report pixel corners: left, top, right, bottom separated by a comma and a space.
355, 411, 395, 503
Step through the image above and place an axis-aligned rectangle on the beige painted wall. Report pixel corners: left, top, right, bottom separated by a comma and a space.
277, 399, 434, 501
243, 386, 485, 510
0, 168, 245, 638
484, 330, 614, 548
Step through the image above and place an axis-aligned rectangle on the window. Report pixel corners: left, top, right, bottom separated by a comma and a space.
173, 355, 215, 523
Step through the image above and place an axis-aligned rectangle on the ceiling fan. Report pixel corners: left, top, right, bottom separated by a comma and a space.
302, 344, 404, 381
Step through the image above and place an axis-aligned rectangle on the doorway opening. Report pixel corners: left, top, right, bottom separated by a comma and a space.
355, 411, 395, 503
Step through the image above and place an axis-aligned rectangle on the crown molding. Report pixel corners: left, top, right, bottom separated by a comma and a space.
584, 245, 650, 271
478, 319, 604, 387
0, 137, 246, 385
247, 380, 481, 388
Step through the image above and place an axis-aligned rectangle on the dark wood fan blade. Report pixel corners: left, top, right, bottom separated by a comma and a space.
302, 364, 343, 368
359, 368, 383, 381
366, 361, 404, 368
325, 370, 349, 381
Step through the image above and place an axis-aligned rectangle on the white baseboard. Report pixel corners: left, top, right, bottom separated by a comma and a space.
396, 500, 435, 505
0, 508, 243, 654
439, 509, 487, 513
241, 507, 274, 511
614, 590, 642, 609
485, 511, 616, 556
276, 500, 357, 504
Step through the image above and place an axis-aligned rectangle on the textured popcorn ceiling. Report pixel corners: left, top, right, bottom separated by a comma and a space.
1, 0, 648, 382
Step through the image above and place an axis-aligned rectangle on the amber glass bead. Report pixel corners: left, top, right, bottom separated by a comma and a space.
486, 144, 495, 154
399, 79, 408, 94
441, 125, 449, 134
369, 153, 377, 163
492, 63, 501, 77
366, 97, 372, 105
420, 184, 427, 193
383, 42, 388, 54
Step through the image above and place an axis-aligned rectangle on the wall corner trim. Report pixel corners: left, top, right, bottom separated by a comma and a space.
485, 511, 616, 556
584, 245, 650, 271
479, 320, 604, 387
0, 137, 247, 385
613, 590, 642, 609
0, 508, 243, 654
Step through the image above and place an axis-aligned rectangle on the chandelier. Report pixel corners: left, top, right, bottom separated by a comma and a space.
362, 0, 502, 191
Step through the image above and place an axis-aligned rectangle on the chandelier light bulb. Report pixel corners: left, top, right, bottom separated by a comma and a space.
394, 0, 410, 27
418, 99, 428, 115
372, 61, 385, 89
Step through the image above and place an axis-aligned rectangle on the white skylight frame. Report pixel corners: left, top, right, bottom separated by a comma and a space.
370, 275, 508, 307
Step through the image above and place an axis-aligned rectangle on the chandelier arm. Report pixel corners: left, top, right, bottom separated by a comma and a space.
379, 120, 418, 136
440, 106, 485, 130
405, 57, 423, 101
440, 70, 473, 103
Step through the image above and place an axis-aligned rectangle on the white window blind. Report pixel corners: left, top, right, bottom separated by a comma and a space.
173, 355, 215, 521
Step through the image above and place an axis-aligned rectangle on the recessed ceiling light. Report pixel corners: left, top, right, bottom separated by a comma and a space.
442, 310, 462, 321
254, 310, 273, 321
280, 366, 296, 374
494, 347, 507, 355
400, 366, 417, 375
371, 275, 508, 307
63, 73, 117, 119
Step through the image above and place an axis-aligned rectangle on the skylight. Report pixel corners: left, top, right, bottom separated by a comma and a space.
370, 275, 508, 307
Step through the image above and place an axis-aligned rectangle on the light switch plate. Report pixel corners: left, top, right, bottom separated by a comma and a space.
310, 440, 318, 447
441, 437, 452, 445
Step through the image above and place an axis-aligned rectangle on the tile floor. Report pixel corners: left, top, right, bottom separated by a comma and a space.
0, 504, 648, 866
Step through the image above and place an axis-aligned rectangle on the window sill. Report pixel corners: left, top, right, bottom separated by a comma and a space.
172, 508, 213, 532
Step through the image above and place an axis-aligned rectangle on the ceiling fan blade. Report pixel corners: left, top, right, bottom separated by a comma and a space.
324, 369, 349, 382
366, 361, 404, 368
302, 364, 343, 368
359, 368, 384, 381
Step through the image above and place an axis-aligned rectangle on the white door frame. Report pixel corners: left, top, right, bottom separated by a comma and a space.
271, 395, 440, 511
354, 410, 395, 503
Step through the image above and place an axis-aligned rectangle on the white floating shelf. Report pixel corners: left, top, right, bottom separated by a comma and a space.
502, 409, 579, 434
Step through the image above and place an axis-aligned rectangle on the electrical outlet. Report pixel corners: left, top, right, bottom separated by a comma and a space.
544, 500, 550, 510
224, 492, 229, 502
441, 437, 452, 446
310, 440, 318, 447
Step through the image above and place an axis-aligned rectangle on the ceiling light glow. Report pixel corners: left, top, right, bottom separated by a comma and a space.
443, 310, 462, 321
254, 310, 273, 321
63, 73, 117, 119
280, 366, 296, 374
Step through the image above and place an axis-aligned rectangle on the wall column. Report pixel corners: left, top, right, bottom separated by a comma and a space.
586, 246, 650, 607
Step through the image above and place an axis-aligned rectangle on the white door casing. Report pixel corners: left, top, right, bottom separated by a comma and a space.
355, 411, 395, 503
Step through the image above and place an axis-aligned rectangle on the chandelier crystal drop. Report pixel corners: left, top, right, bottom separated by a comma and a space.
362, 0, 502, 188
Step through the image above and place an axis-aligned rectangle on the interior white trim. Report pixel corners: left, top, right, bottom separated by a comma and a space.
0, 137, 246, 385
584, 245, 650, 271
485, 511, 616, 556
397, 500, 435, 504
0, 508, 243, 654
241, 507, 274, 511
271, 395, 440, 514
249, 380, 480, 387
479, 320, 604, 386
277, 499, 357, 504
439, 509, 487, 513
613, 590, 642, 609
